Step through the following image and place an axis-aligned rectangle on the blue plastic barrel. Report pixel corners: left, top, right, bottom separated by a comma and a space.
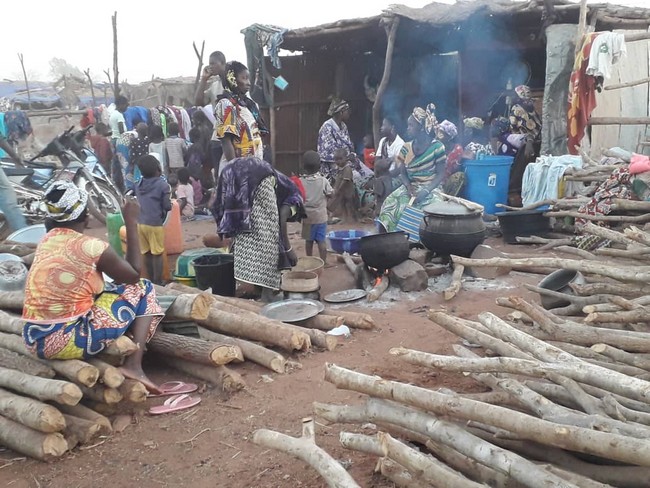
463, 156, 514, 214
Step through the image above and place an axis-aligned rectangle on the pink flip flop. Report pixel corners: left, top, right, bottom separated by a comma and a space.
149, 394, 201, 415
147, 381, 198, 398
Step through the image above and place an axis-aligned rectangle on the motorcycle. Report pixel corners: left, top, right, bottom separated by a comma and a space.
0, 126, 122, 235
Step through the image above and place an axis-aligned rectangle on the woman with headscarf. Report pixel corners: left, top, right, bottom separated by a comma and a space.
22, 182, 165, 393
317, 99, 354, 181
506, 85, 541, 205
377, 104, 447, 232
462, 117, 494, 160
436, 120, 465, 196
214, 61, 269, 178
213, 156, 304, 302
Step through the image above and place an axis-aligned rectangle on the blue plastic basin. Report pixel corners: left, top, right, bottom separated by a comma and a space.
327, 230, 371, 254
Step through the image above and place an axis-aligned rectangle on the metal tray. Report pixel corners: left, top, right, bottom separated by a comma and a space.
323, 289, 367, 303
260, 299, 325, 323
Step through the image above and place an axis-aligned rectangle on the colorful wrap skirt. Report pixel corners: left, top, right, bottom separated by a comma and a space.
23, 279, 163, 360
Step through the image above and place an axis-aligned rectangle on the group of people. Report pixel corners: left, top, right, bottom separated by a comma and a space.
6, 35, 542, 397
314, 84, 542, 232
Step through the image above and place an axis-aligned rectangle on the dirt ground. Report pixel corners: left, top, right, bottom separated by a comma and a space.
0, 218, 541, 488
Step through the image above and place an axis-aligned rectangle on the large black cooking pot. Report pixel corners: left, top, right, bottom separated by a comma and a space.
419, 202, 486, 257
359, 231, 410, 270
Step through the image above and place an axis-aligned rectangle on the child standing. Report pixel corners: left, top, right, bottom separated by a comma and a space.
135, 155, 172, 285
164, 122, 187, 176
330, 148, 358, 223
148, 125, 167, 174
299, 151, 333, 264
176, 168, 195, 221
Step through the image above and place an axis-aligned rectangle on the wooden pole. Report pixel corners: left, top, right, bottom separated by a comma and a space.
17, 53, 31, 110
588, 117, 650, 125
83, 69, 96, 107
574, 0, 589, 59
605, 76, 650, 91
372, 17, 400, 149
111, 12, 119, 98
192, 40, 205, 92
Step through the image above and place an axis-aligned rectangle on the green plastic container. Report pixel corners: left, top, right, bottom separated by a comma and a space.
106, 212, 125, 257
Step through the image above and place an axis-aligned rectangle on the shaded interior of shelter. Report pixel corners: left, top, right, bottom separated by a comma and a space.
253, 2, 649, 175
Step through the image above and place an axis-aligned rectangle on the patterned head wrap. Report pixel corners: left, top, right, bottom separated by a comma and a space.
515, 85, 531, 100
436, 120, 458, 140
463, 117, 484, 131
328, 99, 350, 117
224, 61, 248, 92
411, 103, 438, 135
44, 181, 88, 223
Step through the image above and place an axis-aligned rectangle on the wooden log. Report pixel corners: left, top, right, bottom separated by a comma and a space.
0, 242, 36, 256
594, 248, 650, 261
165, 357, 245, 393
0, 366, 81, 405
451, 254, 650, 283
523, 283, 612, 309
339, 431, 383, 457
592, 343, 650, 371
301, 314, 343, 331
0, 347, 54, 378
624, 226, 650, 247
0, 332, 99, 387
427, 312, 534, 360
583, 295, 650, 313
102, 335, 138, 356
283, 322, 337, 351
586, 308, 650, 324
553, 246, 596, 260
443, 264, 464, 301
368, 276, 390, 302
497, 199, 556, 212
56, 403, 112, 435
197, 327, 286, 373
0, 291, 25, 311
378, 458, 430, 488
0, 388, 65, 433
199, 303, 311, 352
62, 414, 101, 445
321, 309, 375, 330
0, 309, 24, 334
324, 363, 650, 466
118, 379, 148, 403
162, 293, 214, 322
424, 439, 518, 488
496, 296, 650, 352
315, 399, 574, 487
84, 401, 117, 417
87, 358, 125, 388
542, 464, 622, 488
469, 428, 650, 488
252, 418, 361, 488
602, 395, 650, 427
0, 415, 67, 461
379, 432, 486, 487
148, 331, 243, 366
80, 384, 122, 405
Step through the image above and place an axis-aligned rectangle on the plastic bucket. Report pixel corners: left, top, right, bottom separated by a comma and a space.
274, 76, 289, 91
192, 254, 236, 296
463, 156, 514, 215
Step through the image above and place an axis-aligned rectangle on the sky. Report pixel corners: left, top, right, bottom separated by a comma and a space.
3, 0, 649, 84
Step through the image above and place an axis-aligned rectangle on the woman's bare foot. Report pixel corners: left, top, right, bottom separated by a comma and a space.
118, 365, 162, 395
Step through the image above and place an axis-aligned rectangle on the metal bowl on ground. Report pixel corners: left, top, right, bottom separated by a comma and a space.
281, 271, 319, 293
292, 256, 325, 276
359, 231, 410, 270
537, 269, 585, 309
284, 289, 321, 301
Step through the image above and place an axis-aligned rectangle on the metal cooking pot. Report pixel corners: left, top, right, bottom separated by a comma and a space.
359, 231, 410, 270
419, 201, 486, 257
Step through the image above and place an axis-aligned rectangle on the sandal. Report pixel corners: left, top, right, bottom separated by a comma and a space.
147, 381, 198, 398
149, 394, 201, 415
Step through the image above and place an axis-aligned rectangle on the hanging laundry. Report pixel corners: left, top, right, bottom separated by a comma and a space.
124, 106, 150, 131
521, 155, 582, 206
567, 32, 600, 155
586, 32, 627, 80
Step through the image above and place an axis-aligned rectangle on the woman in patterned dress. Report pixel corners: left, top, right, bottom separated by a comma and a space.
22, 182, 164, 393
317, 99, 355, 181
213, 157, 304, 302
214, 61, 268, 178
377, 104, 447, 232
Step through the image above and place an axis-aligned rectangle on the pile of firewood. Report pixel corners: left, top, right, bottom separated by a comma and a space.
250, 303, 650, 487
0, 280, 375, 461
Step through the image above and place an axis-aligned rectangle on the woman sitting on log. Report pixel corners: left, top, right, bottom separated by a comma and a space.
377, 103, 447, 233
22, 182, 164, 393
436, 120, 465, 197
213, 156, 304, 302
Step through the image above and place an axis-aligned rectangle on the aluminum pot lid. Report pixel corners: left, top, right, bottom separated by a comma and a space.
422, 201, 476, 216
